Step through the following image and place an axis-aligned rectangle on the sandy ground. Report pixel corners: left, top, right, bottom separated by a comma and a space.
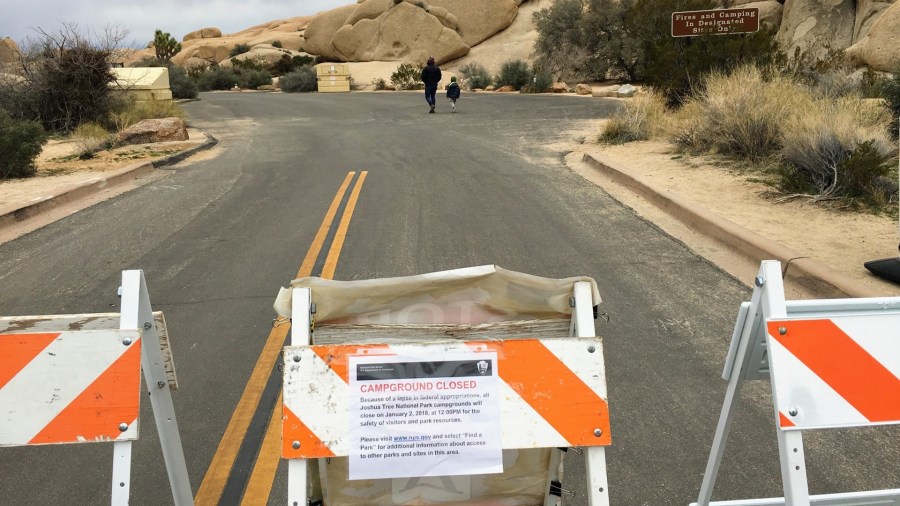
561, 119, 900, 297
1, 113, 898, 298
0, 128, 205, 211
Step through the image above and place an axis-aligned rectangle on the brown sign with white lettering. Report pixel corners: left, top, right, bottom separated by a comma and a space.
672, 8, 759, 37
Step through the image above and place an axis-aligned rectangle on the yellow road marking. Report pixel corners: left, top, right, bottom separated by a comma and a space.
241, 171, 368, 503
240, 392, 283, 506
322, 171, 368, 280
195, 172, 357, 505
296, 172, 356, 279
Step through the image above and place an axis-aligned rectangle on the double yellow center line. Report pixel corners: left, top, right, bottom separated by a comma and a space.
195, 171, 368, 505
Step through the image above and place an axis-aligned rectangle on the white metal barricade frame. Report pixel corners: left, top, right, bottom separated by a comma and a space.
692, 260, 900, 506
0, 270, 193, 506
285, 280, 611, 506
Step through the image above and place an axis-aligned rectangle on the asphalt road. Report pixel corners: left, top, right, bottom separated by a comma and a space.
1, 91, 897, 505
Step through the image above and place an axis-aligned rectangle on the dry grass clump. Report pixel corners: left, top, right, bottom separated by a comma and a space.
779, 97, 894, 203
672, 66, 807, 161
109, 98, 186, 132
72, 122, 111, 159
667, 64, 897, 210
600, 90, 668, 144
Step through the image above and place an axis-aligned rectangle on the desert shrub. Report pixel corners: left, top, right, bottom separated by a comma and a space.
0, 25, 125, 132
271, 40, 283, 48
532, 0, 780, 99
779, 96, 894, 203
524, 69, 553, 93
197, 67, 241, 91
391, 63, 422, 90
0, 110, 47, 179
72, 122, 110, 158
373, 77, 387, 90
458, 62, 492, 90
244, 69, 272, 89
229, 44, 251, 57
600, 90, 667, 143
281, 66, 317, 92
882, 65, 900, 139
670, 100, 713, 152
168, 65, 198, 99
496, 59, 532, 90
691, 66, 806, 160
293, 55, 316, 67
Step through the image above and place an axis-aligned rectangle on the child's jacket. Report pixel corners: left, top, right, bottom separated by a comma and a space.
447, 82, 461, 100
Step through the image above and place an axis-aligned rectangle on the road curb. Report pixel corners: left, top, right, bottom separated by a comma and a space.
581, 152, 878, 298
0, 133, 218, 233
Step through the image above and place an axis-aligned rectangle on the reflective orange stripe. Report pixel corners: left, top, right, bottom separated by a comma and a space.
282, 405, 336, 459
28, 339, 141, 444
769, 319, 900, 423
0, 333, 60, 389
470, 340, 611, 446
779, 412, 795, 428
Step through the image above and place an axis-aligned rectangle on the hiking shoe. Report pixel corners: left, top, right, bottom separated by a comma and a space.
429, 105, 435, 113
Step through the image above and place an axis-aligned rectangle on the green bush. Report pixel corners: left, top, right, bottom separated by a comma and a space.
390, 63, 422, 90
281, 66, 318, 92
197, 68, 241, 91
458, 62, 492, 90
524, 69, 553, 93
373, 78, 387, 90
271, 40, 283, 48
168, 65, 198, 99
245, 70, 273, 89
532, 0, 782, 104
496, 60, 532, 90
0, 110, 47, 179
229, 44, 251, 57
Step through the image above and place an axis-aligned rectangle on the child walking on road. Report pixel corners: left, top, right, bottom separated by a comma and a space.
446, 76, 461, 113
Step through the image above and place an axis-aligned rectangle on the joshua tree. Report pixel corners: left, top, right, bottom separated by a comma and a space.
153, 29, 181, 62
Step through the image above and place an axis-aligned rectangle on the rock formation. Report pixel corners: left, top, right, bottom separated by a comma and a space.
121, 0, 899, 77
0, 37, 21, 70
846, 2, 900, 71
303, 0, 521, 65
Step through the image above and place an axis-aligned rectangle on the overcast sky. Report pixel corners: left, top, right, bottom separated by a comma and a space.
0, 0, 350, 47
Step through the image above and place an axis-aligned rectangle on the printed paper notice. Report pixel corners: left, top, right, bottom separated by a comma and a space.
348, 350, 501, 480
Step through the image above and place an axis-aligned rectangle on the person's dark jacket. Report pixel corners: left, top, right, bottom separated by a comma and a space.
446, 82, 460, 100
421, 64, 442, 87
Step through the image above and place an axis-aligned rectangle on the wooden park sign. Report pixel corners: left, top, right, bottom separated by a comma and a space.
672, 7, 759, 37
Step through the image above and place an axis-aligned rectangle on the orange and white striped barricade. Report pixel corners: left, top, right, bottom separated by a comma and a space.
274, 265, 612, 506
0, 270, 192, 506
693, 260, 900, 506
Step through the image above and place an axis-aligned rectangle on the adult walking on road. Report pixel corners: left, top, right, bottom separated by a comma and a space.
421, 56, 442, 114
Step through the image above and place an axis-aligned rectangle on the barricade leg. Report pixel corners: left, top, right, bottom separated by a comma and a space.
573, 281, 611, 506
111, 440, 132, 506
287, 287, 313, 506
120, 270, 193, 505
696, 275, 768, 505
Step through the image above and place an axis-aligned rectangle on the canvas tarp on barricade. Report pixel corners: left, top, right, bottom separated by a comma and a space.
274, 264, 601, 325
